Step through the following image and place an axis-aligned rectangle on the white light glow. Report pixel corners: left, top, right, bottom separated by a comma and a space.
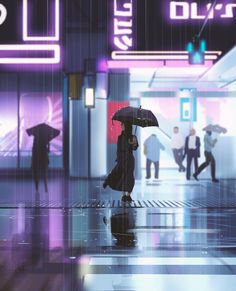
111, 51, 221, 60
85, 88, 95, 108
170, 1, 189, 19
112, 50, 222, 55
23, 0, 59, 41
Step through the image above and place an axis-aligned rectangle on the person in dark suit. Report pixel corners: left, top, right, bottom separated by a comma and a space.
103, 122, 138, 202
184, 128, 201, 180
193, 130, 219, 182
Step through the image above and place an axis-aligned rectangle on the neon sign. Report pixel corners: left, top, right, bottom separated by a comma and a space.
0, 3, 7, 25
170, 1, 236, 20
113, 0, 133, 51
0, 0, 60, 65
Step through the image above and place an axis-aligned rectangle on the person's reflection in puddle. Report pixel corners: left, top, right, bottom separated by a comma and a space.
103, 208, 137, 247
11, 192, 49, 269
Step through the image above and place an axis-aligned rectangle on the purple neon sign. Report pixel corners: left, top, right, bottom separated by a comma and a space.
113, 0, 133, 51
0, 0, 60, 65
170, 1, 236, 20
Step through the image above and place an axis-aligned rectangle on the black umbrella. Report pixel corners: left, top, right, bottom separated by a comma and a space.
26, 123, 60, 144
112, 106, 159, 127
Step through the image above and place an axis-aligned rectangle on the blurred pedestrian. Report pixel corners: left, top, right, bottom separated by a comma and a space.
193, 130, 219, 182
184, 128, 201, 180
144, 134, 165, 179
171, 126, 185, 172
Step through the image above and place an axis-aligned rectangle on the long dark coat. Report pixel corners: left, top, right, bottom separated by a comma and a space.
26, 123, 60, 174
105, 132, 138, 193
31, 141, 49, 173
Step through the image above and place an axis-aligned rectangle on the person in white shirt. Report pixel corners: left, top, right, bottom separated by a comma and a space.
144, 134, 165, 179
171, 126, 185, 172
184, 128, 201, 180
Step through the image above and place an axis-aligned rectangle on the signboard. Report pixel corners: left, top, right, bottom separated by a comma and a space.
0, 0, 60, 65
110, 0, 236, 59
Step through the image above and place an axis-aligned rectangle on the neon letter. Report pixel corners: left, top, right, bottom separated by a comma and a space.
114, 18, 132, 35
221, 3, 236, 18
191, 3, 205, 19
170, 1, 189, 19
0, 3, 7, 25
114, 36, 132, 50
114, 0, 132, 17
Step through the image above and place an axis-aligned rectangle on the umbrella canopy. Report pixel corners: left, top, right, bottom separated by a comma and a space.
112, 106, 159, 127
203, 124, 227, 134
26, 123, 60, 145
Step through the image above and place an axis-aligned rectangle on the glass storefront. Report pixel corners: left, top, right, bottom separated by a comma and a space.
0, 90, 63, 169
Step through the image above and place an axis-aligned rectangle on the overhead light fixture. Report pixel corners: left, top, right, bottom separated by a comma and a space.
84, 87, 95, 108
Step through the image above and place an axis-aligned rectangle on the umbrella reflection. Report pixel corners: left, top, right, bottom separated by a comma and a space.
103, 208, 137, 247
11, 194, 49, 268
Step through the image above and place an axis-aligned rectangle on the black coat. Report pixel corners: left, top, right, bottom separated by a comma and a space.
184, 135, 201, 157
106, 132, 138, 193
31, 141, 49, 172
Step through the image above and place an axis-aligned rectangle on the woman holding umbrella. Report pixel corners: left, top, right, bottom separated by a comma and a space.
103, 106, 159, 202
103, 121, 138, 202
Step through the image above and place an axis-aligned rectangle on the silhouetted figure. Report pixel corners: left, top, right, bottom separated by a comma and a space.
103, 122, 138, 202
193, 131, 219, 182
184, 128, 201, 180
26, 123, 60, 192
171, 126, 185, 172
144, 134, 165, 179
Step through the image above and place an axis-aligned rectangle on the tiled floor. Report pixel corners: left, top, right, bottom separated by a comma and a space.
0, 170, 236, 290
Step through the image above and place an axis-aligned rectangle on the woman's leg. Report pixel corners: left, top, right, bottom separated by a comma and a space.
121, 191, 127, 202
43, 168, 48, 193
33, 169, 39, 192
125, 192, 133, 202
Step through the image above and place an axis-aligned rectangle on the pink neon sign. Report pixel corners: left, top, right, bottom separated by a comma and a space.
170, 1, 236, 20
113, 0, 133, 51
0, 0, 60, 65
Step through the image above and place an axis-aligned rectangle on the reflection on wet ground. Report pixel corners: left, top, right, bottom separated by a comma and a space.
0, 177, 236, 290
